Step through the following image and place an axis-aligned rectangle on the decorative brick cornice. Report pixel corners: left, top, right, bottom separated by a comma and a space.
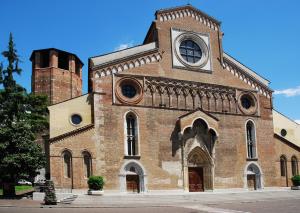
156, 5, 220, 31
223, 57, 272, 99
93, 51, 163, 78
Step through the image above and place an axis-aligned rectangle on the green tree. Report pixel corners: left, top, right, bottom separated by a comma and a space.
0, 33, 48, 197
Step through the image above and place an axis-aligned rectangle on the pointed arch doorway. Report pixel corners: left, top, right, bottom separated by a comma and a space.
178, 110, 219, 192
186, 147, 213, 192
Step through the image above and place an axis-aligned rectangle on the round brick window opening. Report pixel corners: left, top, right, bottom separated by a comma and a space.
71, 114, 82, 125
238, 92, 257, 115
241, 94, 254, 110
122, 84, 137, 98
116, 78, 143, 104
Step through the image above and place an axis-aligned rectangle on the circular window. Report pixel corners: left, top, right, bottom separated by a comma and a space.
122, 84, 137, 98
241, 95, 252, 109
281, 129, 287, 137
71, 114, 82, 125
238, 92, 257, 115
116, 78, 143, 104
179, 40, 202, 64
174, 33, 209, 68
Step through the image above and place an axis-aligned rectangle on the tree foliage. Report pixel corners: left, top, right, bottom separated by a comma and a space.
0, 33, 48, 197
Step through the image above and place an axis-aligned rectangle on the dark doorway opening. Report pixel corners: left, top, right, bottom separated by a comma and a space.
247, 174, 256, 190
126, 175, 139, 193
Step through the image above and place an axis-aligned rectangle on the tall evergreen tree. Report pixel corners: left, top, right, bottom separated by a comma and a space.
0, 33, 48, 197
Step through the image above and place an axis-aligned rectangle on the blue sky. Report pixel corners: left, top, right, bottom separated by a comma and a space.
1, 0, 299, 122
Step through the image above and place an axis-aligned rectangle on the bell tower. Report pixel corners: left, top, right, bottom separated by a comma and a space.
30, 48, 83, 104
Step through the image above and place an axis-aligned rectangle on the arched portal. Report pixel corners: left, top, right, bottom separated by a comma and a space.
181, 117, 217, 192
119, 160, 147, 193
244, 163, 263, 190
186, 147, 213, 192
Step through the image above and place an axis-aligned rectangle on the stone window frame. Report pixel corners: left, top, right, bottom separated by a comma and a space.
62, 150, 72, 179
69, 113, 83, 127
280, 155, 287, 177
82, 150, 93, 179
245, 119, 258, 160
174, 32, 209, 69
291, 156, 299, 176
123, 110, 140, 157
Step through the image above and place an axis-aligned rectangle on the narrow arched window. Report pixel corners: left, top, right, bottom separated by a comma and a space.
125, 112, 138, 156
246, 121, 256, 159
63, 151, 72, 178
83, 151, 92, 178
291, 156, 298, 176
280, 155, 287, 177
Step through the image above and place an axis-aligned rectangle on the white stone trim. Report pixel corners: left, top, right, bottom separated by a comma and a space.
91, 42, 157, 67
223, 53, 271, 98
174, 33, 209, 68
243, 162, 264, 190
171, 28, 211, 71
158, 8, 219, 31
244, 119, 258, 159
123, 110, 140, 156
93, 52, 162, 79
119, 160, 147, 193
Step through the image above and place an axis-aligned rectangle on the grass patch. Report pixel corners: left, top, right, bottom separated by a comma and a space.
0, 185, 34, 195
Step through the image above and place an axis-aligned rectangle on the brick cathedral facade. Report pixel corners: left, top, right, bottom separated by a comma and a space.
31, 5, 300, 192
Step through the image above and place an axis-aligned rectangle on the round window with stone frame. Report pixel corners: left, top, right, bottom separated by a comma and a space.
281, 129, 287, 137
174, 33, 209, 68
238, 92, 258, 115
115, 77, 143, 104
70, 114, 82, 126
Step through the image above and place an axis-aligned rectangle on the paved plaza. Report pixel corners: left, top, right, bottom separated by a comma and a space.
0, 190, 300, 213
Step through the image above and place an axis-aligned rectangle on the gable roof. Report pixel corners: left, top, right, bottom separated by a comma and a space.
223, 53, 270, 87
155, 4, 221, 26
90, 42, 157, 68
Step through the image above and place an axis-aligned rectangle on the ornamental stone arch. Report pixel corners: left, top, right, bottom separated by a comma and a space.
119, 160, 147, 193
179, 112, 218, 192
243, 162, 264, 190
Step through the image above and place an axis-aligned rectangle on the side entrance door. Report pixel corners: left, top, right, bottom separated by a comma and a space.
188, 167, 204, 192
247, 174, 256, 190
126, 175, 139, 193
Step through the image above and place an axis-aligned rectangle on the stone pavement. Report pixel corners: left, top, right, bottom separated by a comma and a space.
70, 189, 300, 208
0, 198, 41, 207
1, 189, 300, 213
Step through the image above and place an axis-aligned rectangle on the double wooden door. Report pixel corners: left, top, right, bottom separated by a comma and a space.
188, 167, 204, 192
126, 175, 140, 193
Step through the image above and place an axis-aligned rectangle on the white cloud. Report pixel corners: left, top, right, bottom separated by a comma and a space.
114, 41, 134, 51
295, 120, 300, 124
274, 86, 300, 97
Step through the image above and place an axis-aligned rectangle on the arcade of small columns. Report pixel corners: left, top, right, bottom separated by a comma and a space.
113, 74, 252, 115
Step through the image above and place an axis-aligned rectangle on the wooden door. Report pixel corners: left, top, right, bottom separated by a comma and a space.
188, 167, 204, 192
126, 175, 139, 193
247, 174, 256, 190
